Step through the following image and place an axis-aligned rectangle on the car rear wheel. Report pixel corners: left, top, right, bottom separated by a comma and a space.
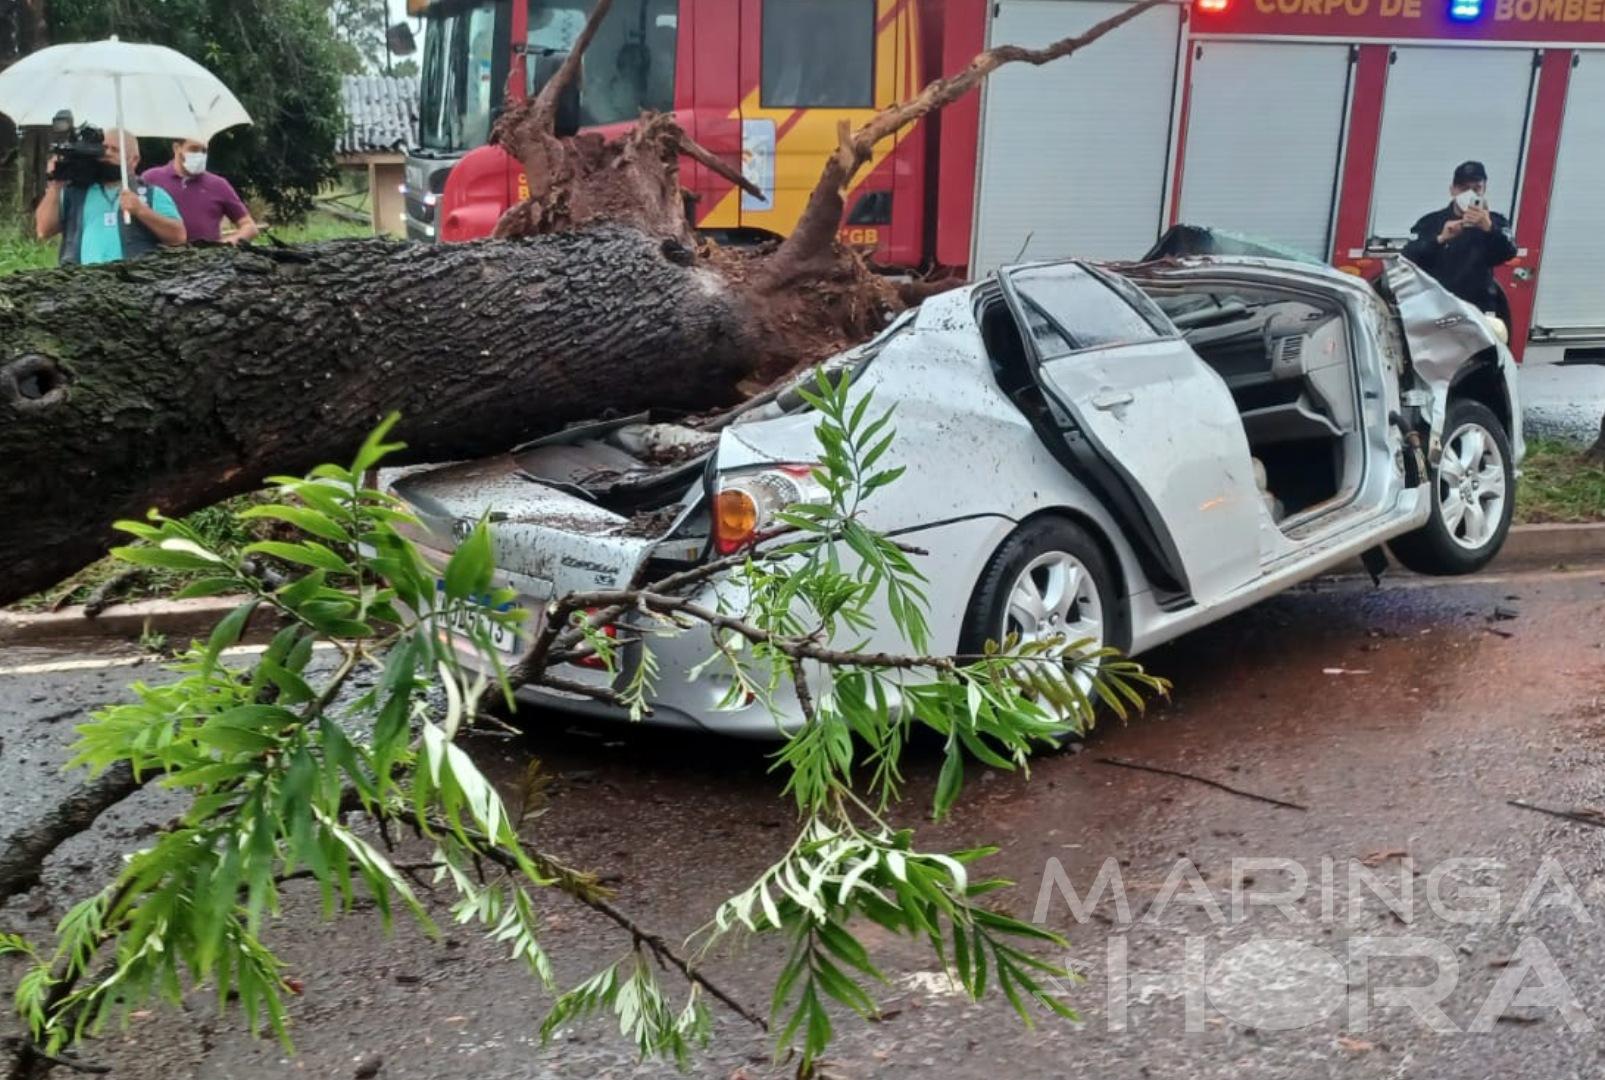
959, 517, 1129, 703
1388, 399, 1514, 575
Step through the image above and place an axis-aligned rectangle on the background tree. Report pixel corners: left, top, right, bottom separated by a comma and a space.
0, 0, 49, 221
46, 0, 344, 219
326, 0, 390, 75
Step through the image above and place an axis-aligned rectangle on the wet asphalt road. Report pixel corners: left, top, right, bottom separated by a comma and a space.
3, 564, 1605, 1080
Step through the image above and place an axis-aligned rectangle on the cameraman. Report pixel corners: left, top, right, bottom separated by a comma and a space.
35, 128, 186, 265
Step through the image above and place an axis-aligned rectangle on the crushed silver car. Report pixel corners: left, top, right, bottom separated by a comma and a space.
385, 255, 1522, 738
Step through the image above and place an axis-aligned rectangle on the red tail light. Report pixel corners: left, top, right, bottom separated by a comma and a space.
574, 615, 617, 670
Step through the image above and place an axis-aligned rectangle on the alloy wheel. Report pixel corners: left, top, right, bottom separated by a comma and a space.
1437, 421, 1507, 551
1001, 550, 1106, 690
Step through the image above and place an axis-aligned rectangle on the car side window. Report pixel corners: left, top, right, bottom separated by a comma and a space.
1010, 265, 1165, 359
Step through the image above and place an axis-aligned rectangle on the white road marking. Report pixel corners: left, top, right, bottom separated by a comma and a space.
0, 642, 340, 677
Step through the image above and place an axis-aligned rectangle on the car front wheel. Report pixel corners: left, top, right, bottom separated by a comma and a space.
1388, 399, 1515, 575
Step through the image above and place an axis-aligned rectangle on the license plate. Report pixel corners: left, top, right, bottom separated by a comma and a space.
436, 584, 524, 657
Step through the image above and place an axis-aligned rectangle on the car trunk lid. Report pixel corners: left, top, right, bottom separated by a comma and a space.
389, 420, 716, 599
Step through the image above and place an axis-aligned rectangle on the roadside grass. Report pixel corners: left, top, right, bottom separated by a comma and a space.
260, 213, 374, 245
0, 230, 60, 275
1516, 438, 1605, 524
9, 495, 282, 613
0, 211, 375, 276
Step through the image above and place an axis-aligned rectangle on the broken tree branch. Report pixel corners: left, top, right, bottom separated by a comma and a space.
767, 0, 1171, 287
676, 131, 764, 201
530, 0, 617, 129
1096, 756, 1309, 812
0, 763, 142, 904
1507, 798, 1605, 829
0, 1040, 109, 1077
442, 819, 770, 1033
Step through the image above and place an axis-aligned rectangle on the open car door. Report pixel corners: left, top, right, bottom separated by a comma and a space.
998, 262, 1266, 607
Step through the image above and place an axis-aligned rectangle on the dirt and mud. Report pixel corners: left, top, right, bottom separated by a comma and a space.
3, 564, 1604, 1079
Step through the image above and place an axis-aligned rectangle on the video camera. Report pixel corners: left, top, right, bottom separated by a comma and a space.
46, 110, 116, 186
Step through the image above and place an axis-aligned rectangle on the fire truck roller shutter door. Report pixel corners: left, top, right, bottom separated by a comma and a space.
1368, 46, 1537, 245
970, 0, 1182, 273
1178, 41, 1352, 262
1533, 51, 1605, 333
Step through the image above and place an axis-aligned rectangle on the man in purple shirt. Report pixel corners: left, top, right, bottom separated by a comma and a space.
142, 138, 259, 245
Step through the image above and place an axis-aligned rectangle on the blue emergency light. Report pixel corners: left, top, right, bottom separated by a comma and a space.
1448, 0, 1483, 20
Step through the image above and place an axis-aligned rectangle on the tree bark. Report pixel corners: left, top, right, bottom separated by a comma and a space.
0, 226, 755, 605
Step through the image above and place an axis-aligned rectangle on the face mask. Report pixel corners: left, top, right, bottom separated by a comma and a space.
182, 151, 208, 175
1453, 188, 1484, 212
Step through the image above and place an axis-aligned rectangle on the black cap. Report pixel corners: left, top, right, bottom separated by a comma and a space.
1453, 160, 1488, 186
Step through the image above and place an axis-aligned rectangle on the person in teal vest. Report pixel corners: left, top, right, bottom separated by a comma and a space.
34, 128, 186, 265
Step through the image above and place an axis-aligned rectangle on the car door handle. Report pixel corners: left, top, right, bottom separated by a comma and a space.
1090, 390, 1134, 411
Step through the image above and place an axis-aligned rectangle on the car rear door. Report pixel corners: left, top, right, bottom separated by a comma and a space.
998, 263, 1265, 607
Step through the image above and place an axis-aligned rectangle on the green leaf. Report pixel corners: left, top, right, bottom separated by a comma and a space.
243, 540, 355, 576
239, 504, 352, 544
933, 741, 964, 820
173, 576, 241, 600
210, 704, 298, 732
195, 723, 278, 756
442, 520, 493, 601
275, 569, 328, 610
203, 599, 260, 674
816, 921, 881, 981
111, 519, 162, 541
350, 413, 406, 475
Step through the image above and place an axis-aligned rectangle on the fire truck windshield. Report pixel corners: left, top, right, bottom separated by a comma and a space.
527, 1, 677, 127
417, 0, 678, 156
418, 1, 500, 154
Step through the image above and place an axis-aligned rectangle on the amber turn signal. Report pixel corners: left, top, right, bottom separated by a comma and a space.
714, 488, 759, 554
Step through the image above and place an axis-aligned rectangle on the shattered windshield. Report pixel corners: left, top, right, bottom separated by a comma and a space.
418, 2, 501, 153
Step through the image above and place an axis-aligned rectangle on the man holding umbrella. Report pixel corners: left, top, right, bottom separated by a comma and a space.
0, 36, 253, 262
34, 127, 185, 264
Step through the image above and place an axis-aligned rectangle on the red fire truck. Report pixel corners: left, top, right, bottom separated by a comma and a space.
405, 0, 1605, 359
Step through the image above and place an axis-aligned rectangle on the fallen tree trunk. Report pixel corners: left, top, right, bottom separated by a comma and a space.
0, 226, 754, 604
0, 0, 1168, 607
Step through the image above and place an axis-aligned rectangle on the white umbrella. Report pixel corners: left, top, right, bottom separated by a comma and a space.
0, 36, 252, 203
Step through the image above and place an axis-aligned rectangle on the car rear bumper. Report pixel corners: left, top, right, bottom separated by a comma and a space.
427, 574, 808, 741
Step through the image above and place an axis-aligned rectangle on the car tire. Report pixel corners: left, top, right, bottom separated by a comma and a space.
1388, 399, 1515, 576
959, 516, 1130, 672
